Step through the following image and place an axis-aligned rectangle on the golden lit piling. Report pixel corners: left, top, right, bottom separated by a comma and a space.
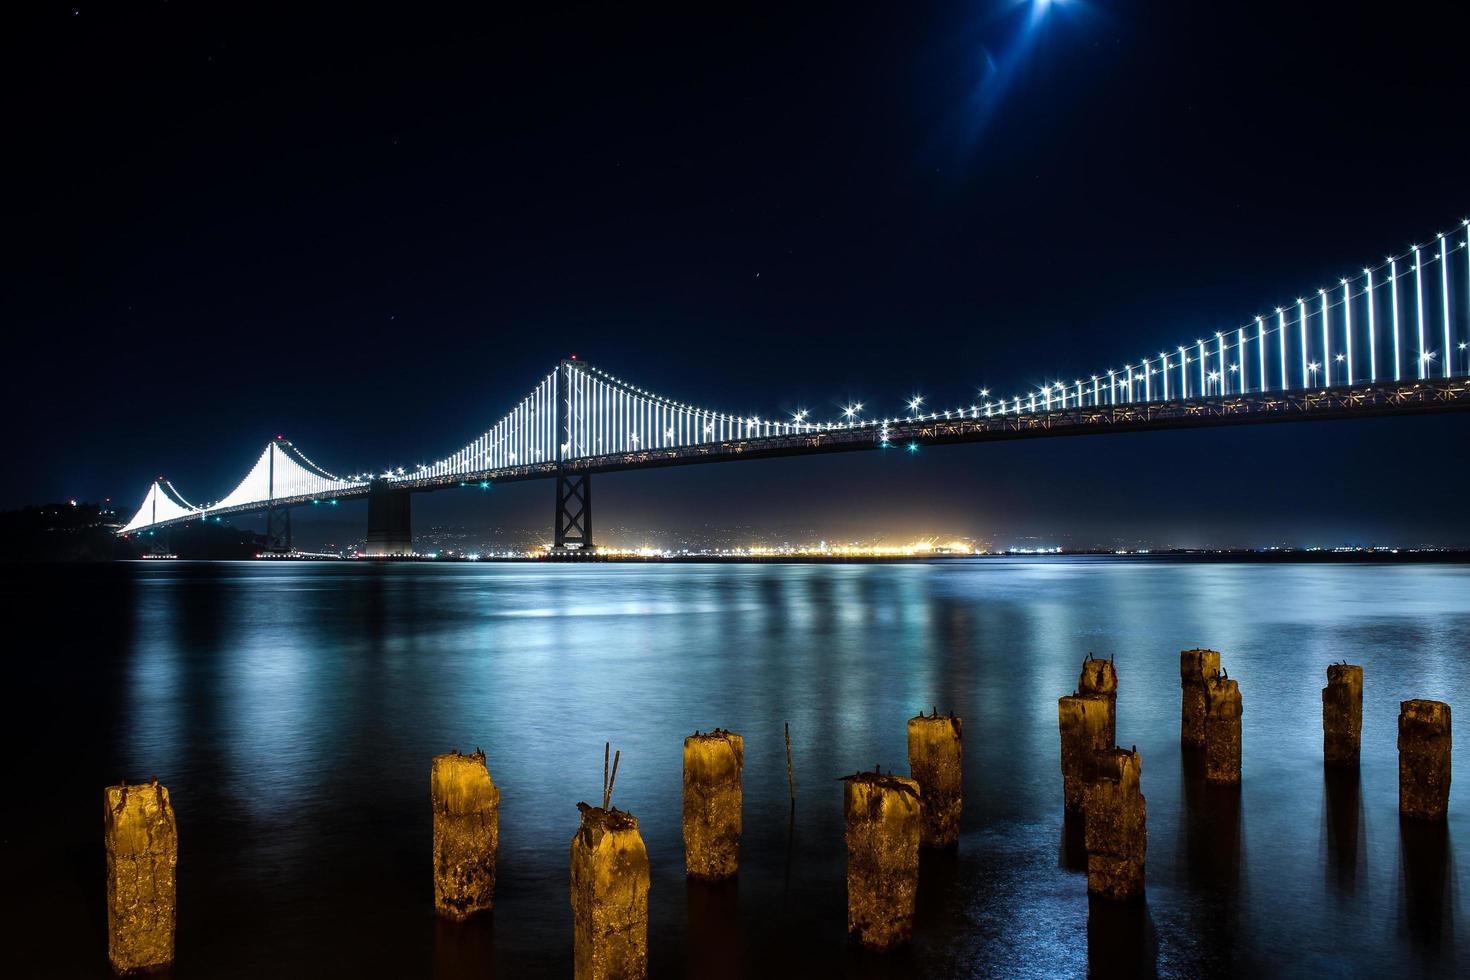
1203, 675, 1243, 784
431, 749, 501, 920
1180, 648, 1221, 747
1398, 700, 1452, 821
1082, 747, 1146, 902
843, 768, 922, 949
907, 709, 962, 847
1078, 654, 1118, 742
104, 780, 177, 974
1058, 694, 1113, 812
1322, 664, 1364, 767
571, 803, 651, 980
683, 729, 744, 880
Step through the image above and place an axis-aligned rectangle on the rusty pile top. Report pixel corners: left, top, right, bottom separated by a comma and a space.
841, 767, 921, 797
576, 801, 640, 832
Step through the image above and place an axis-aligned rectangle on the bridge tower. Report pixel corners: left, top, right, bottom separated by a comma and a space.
553, 358, 593, 552
262, 438, 293, 556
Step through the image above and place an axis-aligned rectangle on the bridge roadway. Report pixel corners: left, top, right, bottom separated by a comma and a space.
176, 375, 1470, 532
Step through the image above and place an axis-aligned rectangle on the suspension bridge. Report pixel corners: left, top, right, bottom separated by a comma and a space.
121, 218, 1470, 555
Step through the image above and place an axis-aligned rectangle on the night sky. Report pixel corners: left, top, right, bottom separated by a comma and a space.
11, 1, 1470, 547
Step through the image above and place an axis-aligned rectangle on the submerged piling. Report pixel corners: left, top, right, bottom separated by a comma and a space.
1059, 694, 1113, 812
1180, 649, 1222, 748
1079, 654, 1118, 742
431, 749, 501, 919
571, 803, 651, 980
683, 729, 744, 880
1203, 675, 1242, 784
104, 780, 177, 974
907, 709, 962, 847
843, 768, 922, 949
1398, 700, 1452, 820
1322, 664, 1364, 767
1083, 747, 1146, 902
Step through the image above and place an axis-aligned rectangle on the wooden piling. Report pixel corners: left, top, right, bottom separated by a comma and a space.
571, 803, 650, 980
104, 780, 177, 974
1322, 664, 1364, 767
906, 709, 962, 847
1203, 675, 1242, 784
1058, 694, 1113, 812
842, 769, 922, 950
431, 749, 501, 920
683, 729, 744, 880
1398, 700, 1452, 820
1082, 748, 1146, 902
1180, 648, 1221, 748
1078, 654, 1118, 743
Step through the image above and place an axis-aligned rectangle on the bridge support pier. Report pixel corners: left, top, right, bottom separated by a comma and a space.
264, 505, 293, 555
553, 473, 593, 552
366, 480, 413, 556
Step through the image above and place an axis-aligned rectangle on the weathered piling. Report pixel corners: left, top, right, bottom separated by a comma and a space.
431, 749, 501, 919
1203, 675, 1242, 784
907, 709, 963, 847
1059, 694, 1114, 812
571, 803, 650, 980
1180, 648, 1222, 747
1079, 654, 1118, 742
1398, 700, 1452, 820
683, 729, 744, 880
843, 768, 922, 949
104, 780, 177, 974
1322, 664, 1364, 767
1083, 747, 1146, 901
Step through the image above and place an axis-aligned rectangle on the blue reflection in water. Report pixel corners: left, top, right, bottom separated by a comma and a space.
8, 559, 1470, 977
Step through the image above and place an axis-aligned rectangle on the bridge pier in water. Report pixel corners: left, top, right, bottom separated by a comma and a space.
264, 503, 293, 555
366, 479, 414, 556
554, 473, 593, 552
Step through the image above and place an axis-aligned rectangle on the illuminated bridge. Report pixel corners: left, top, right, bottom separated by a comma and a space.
121, 218, 1470, 555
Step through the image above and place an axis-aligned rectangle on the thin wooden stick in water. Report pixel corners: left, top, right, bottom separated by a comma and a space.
784, 722, 796, 803
606, 750, 621, 809
602, 742, 610, 807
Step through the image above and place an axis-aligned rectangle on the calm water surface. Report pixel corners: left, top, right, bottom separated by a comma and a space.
6, 559, 1468, 978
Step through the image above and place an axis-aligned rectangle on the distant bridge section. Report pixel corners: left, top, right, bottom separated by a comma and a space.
119, 216, 1470, 553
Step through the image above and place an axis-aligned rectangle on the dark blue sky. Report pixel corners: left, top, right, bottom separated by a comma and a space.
11, 1, 1470, 546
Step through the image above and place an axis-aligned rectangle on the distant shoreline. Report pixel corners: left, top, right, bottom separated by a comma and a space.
213, 549, 1470, 565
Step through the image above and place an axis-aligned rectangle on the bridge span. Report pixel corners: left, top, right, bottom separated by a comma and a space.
119, 217, 1470, 554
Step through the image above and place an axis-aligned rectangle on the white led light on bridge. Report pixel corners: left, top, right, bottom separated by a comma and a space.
1297, 300, 1309, 389
1440, 233, 1452, 379
1415, 246, 1426, 379
1319, 290, 1331, 386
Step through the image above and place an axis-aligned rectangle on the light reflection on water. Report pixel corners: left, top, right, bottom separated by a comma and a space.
7, 559, 1469, 977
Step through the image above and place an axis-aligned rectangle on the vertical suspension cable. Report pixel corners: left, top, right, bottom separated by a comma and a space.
1414, 246, 1426, 379
1320, 291, 1331, 386
1298, 300, 1309, 388
1441, 234, 1452, 378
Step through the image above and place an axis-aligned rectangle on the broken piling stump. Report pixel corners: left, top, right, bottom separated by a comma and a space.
1083, 747, 1146, 902
571, 803, 650, 980
1203, 675, 1242, 784
1078, 654, 1118, 742
907, 709, 962, 847
104, 780, 177, 974
431, 749, 501, 920
1322, 664, 1364, 767
683, 729, 744, 880
843, 768, 922, 949
1058, 694, 1113, 812
1398, 700, 1452, 821
1180, 648, 1222, 748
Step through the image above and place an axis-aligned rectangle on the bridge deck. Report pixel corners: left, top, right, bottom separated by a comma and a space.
144, 377, 1470, 529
